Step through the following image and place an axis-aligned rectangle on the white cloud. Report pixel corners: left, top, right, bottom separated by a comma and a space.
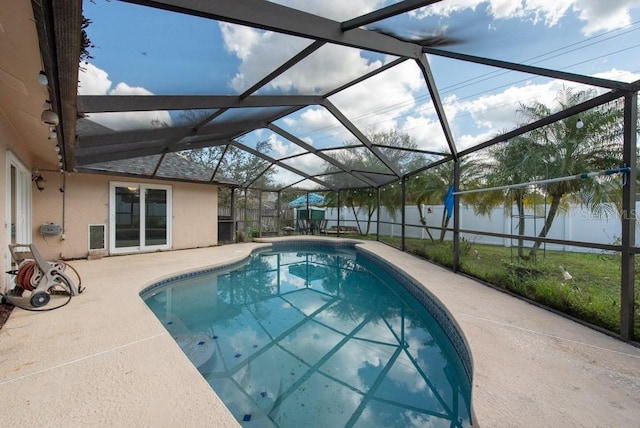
402, 65, 640, 153
411, 0, 482, 18
220, 23, 310, 93
456, 129, 499, 152
78, 62, 172, 131
221, 23, 386, 95
329, 60, 422, 134
411, 0, 640, 36
448, 82, 560, 130
78, 62, 111, 95
573, 0, 640, 35
593, 68, 640, 83
267, 133, 304, 158
299, 107, 336, 128
272, 44, 383, 94
402, 115, 448, 152
109, 82, 154, 96
268, 0, 385, 21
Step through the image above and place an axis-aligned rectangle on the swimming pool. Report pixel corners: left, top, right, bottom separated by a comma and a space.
142, 241, 473, 427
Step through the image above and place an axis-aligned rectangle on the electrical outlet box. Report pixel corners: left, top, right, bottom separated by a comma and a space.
40, 223, 62, 235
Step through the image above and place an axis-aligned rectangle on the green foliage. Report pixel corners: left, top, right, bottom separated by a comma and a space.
321, 130, 432, 235
355, 234, 638, 338
471, 88, 625, 259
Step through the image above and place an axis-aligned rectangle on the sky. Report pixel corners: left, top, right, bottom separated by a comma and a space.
80, 0, 640, 188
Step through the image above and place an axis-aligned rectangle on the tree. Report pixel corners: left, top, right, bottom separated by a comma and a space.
177, 110, 276, 207
478, 87, 624, 258
322, 129, 428, 234
469, 136, 545, 258
407, 159, 482, 242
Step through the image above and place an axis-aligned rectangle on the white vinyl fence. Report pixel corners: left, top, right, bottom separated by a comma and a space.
323, 202, 639, 252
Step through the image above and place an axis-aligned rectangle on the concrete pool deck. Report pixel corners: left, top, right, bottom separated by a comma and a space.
0, 238, 638, 427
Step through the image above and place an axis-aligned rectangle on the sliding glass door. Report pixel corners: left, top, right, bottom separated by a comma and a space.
110, 182, 171, 253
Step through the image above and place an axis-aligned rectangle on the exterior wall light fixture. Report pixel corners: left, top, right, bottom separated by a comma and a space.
32, 171, 46, 191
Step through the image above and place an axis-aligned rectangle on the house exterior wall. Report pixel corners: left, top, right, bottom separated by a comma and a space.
30, 171, 219, 261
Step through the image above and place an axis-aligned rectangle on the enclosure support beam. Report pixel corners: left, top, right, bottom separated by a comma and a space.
277, 191, 281, 236
258, 190, 263, 238
415, 55, 458, 160
231, 189, 236, 243
452, 161, 460, 273
401, 178, 407, 252
376, 188, 381, 242
621, 92, 637, 341
337, 191, 342, 236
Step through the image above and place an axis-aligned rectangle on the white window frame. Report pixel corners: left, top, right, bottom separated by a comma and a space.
109, 181, 172, 254
5, 151, 32, 288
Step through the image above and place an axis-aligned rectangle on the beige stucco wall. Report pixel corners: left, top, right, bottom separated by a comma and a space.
172, 181, 219, 249
30, 172, 219, 261
2, 113, 219, 294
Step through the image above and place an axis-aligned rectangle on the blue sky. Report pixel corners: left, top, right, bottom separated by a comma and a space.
80, 0, 640, 187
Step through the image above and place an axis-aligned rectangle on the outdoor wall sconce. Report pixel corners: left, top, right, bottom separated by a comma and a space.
32, 172, 46, 191
38, 71, 48, 85
41, 109, 59, 126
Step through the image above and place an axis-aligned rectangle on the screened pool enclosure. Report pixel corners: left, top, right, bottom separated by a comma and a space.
40, 1, 639, 340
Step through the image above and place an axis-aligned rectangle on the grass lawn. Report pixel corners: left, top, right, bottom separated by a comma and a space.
349, 234, 640, 339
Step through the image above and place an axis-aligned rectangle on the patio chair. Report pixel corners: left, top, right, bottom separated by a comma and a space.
318, 219, 328, 235
296, 218, 309, 235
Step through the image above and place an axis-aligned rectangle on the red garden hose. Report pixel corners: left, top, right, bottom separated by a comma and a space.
16, 261, 37, 291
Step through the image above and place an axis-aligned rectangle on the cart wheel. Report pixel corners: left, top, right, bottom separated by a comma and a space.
30, 292, 50, 308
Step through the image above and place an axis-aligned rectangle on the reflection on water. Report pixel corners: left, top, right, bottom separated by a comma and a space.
144, 248, 472, 427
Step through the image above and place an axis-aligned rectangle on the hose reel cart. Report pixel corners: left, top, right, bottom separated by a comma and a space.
4, 244, 83, 309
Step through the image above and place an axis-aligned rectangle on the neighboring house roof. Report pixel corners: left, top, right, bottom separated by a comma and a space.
80, 153, 206, 182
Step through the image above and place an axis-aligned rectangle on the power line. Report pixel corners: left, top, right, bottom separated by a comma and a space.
291, 21, 640, 143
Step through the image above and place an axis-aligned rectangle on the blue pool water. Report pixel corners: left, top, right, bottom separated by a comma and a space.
142, 242, 473, 427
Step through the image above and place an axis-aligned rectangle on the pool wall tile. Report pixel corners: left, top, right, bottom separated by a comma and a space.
356, 247, 474, 383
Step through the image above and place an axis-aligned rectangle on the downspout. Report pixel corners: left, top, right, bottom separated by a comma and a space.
61, 173, 66, 242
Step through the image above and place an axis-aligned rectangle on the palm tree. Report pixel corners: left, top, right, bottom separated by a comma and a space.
469, 136, 545, 259
407, 159, 482, 242
492, 87, 623, 258
408, 165, 449, 242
